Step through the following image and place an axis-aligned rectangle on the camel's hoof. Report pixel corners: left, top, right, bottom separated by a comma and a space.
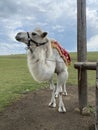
49, 102, 56, 108
58, 106, 66, 113
62, 92, 68, 96
55, 93, 59, 98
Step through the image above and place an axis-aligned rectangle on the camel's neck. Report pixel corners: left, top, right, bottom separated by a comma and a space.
27, 46, 56, 82
27, 40, 53, 62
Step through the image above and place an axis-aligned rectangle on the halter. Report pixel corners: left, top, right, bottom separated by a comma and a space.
27, 32, 48, 48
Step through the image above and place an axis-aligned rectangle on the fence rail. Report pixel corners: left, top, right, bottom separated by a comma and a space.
74, 62, 96, 70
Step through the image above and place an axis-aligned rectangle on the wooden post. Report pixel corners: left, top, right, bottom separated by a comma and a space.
95, 61, 98, 130
77, 0, 87, 113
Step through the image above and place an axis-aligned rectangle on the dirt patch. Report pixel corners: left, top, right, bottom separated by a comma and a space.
0, 86, 95, 130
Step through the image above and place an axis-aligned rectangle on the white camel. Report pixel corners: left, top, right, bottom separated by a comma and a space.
15, 28, 69, 112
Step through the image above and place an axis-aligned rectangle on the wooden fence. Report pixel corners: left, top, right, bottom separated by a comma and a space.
74, 61, 98, 130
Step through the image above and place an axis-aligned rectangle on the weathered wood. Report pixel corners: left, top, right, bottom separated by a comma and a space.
77, 69, 87, 113
77, 0, 87, 112
74, 62, 96, 70
95, 61, 98, 130
77, 0, 87, 61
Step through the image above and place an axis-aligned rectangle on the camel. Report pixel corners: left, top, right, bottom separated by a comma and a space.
15, 28, 70, 112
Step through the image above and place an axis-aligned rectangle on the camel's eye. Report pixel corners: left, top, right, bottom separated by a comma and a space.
32, 32, 37, 36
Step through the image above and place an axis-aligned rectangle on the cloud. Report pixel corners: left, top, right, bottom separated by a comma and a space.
87, 7, 98, 32
0, 41, 26, 55
0, 0, 98, 55
45, 0, 76, 23
52, 25, 64, 32
87, 35, 98, 51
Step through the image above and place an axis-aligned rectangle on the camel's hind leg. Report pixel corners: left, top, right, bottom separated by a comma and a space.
57, 70, 68, 112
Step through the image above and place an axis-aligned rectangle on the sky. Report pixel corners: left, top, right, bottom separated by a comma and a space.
0, 0, 98, 55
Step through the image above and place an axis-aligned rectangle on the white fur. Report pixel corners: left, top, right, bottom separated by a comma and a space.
15, 28, 68, 113
27, 40, 56, 82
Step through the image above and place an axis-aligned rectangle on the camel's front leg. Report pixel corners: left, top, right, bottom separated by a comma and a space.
57, 71, 68, 112
62, 83, 68, 96
58, 92, 66, 112
55, 84, 62, 98
49, 78, 54, 90
49, 82, 56, 108
56, 85, 66, 112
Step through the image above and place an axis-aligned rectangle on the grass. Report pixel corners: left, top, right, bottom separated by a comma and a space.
0, 52, 98, 111
0, 54, 48, 111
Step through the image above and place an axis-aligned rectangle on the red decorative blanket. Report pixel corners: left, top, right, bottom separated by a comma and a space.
51, 41, 71, 66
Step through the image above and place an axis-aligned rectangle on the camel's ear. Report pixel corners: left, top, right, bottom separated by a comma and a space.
41, 32, 48, 38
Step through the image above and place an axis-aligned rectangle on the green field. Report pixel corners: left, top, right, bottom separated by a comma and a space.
0, 52, 98, 111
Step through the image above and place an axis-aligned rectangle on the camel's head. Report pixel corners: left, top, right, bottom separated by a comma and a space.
15, 28, 48, 47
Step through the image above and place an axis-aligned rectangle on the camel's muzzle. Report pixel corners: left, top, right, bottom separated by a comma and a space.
15, 33, 22, 41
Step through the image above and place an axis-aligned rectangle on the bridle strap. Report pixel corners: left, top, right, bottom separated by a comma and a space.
27, 32, 48, 47
27, 32, 31, 47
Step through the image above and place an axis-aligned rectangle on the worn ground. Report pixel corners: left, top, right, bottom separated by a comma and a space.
0, 86, 95, 130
